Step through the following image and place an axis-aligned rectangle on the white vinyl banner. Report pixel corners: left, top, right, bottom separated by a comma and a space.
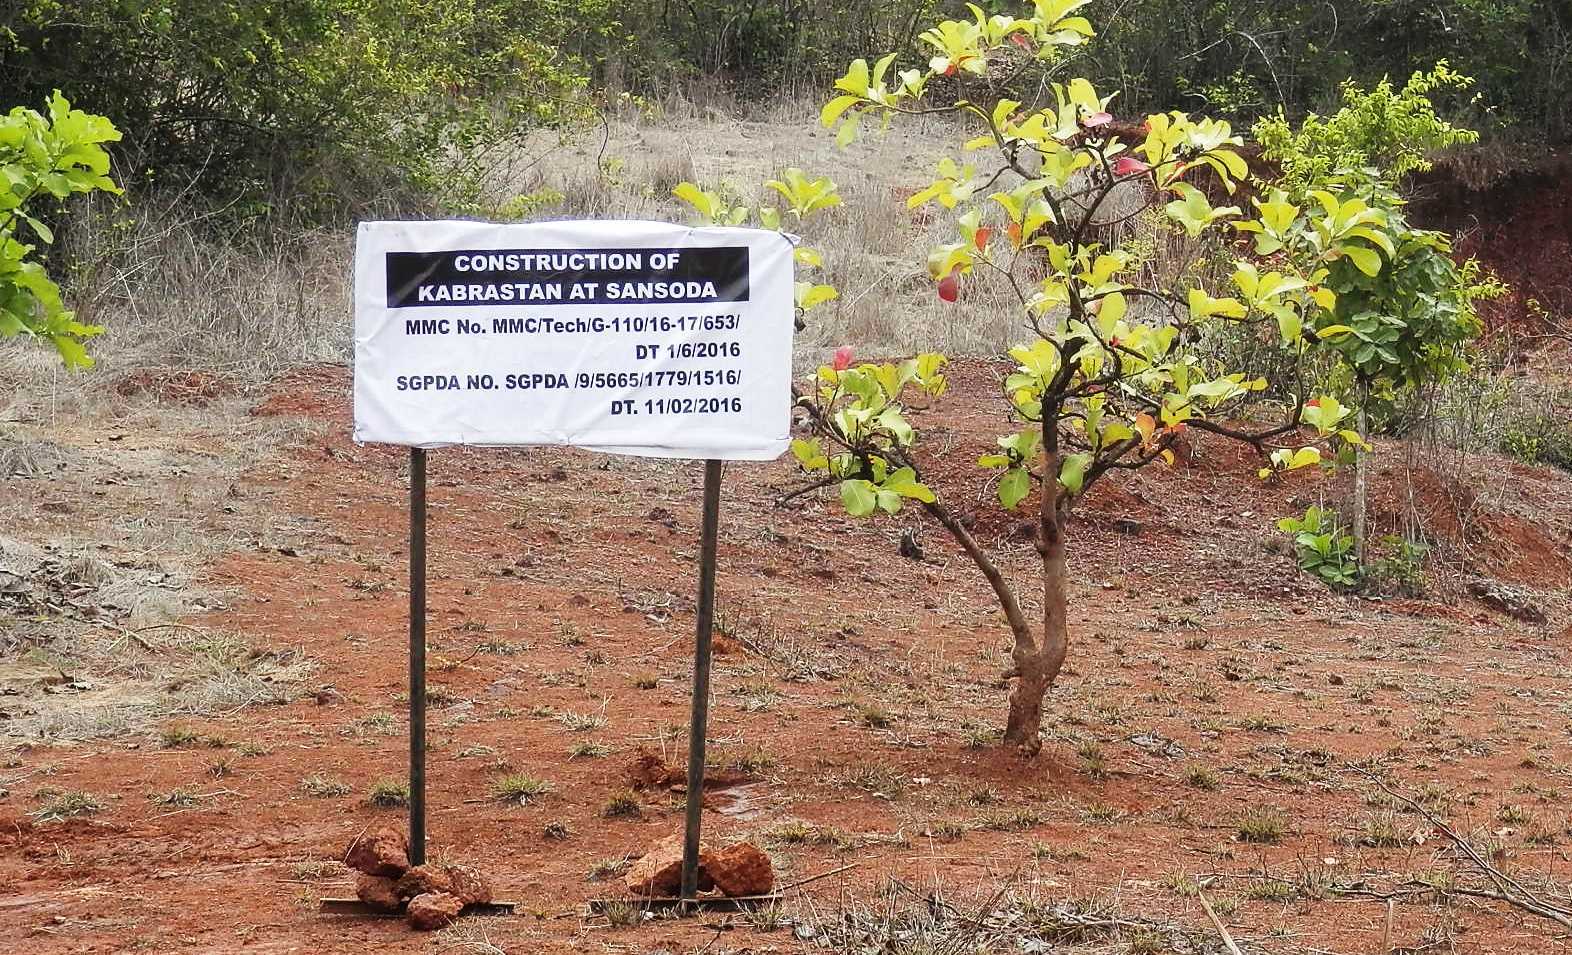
353, 220, 796, 460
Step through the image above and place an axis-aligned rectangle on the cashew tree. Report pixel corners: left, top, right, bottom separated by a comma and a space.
783, 0, 1392, 755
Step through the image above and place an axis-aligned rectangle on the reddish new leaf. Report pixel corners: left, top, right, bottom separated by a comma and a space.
1113, 156, 1150, 176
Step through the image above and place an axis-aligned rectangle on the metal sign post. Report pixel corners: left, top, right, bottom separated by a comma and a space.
679, 459, 723, 906
408, 447, 427, 866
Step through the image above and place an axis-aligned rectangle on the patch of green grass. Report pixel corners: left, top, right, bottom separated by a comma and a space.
1237, 715, 1286, 734
601, 899, 642, 927
1244, 879, 1296, 902
31, 789, 105, 821
1236, 805, 1288, 844
976, 808, 1045, 832
569, 741, 611, 759
347, 712, 399, 737
1183, 765, 1219, 791
857, 703, 895, 729
929, 820, 968, 841
838, 763, 906, 800
765, 821, 852, 849
148, 787, 197, 808
726, 749, 778, 776
587, 856, 631, 882
1076, 741, 1108, 778
556, 710, 606, 732
1498, 804, 1532, 825
1080, 801, 1124, 824
160, 725, 202, 748
299, 775, 351, 798
492, 773, 552, 805
1359, 810, 1403, 848
368, 778, 411, 808
602, 790, 642, 819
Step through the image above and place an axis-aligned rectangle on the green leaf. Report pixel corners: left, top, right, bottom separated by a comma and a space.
821, 95, 860, 128
23, 215, 53, 244
882, 466, 936, 503
791, 438, 828, 470
1057, 452, 1091, 494
998, 468, 1030, 510
1341, 244, 1383, 277
840, 479, 877, 517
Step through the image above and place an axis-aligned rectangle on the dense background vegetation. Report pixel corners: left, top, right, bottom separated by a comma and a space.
615, 0, 1568, 141
2, 0, 1566, 216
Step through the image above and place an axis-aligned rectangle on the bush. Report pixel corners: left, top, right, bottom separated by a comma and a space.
0, 92, 121, 368
0, 1, 595, 214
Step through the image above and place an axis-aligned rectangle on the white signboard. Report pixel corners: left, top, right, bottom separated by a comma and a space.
353, 220, 796, 460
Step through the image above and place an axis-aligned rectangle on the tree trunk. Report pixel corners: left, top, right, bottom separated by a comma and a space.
1353, 381, 1369, 563
1002, 455, 1072, 756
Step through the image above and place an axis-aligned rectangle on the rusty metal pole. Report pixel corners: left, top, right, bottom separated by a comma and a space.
679, 459, 722, 908
409, 447, 427, 866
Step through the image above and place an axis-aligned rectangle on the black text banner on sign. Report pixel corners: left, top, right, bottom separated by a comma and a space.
353, 219, 796, 459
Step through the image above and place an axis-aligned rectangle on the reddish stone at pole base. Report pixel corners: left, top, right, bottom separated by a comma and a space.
395, 864, 455, 901
705, 842, 774, 897
624, 833, 713, 897
354, 873, 402, 913
344, 827, 410, 878
444, 863, 493, 906
407, 892, 464, 931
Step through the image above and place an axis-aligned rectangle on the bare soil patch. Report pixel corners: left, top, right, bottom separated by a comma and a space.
0, 364, 1569, 953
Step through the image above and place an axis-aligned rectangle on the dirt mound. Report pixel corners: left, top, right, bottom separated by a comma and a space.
1411, 151, 1572, 341
114, 370, 233, 405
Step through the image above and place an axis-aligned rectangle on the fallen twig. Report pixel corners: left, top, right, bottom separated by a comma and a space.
1353, 766, 1572, 931
778, 862, 859, 893
1195, 886, 1244, 955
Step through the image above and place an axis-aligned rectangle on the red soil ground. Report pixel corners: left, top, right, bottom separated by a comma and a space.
2, 362, 1570, 953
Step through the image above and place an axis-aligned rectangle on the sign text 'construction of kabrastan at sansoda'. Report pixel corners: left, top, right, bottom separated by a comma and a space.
353, 219, 796, 460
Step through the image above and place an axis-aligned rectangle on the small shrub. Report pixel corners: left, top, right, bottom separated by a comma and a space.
1362, 535, 1430, 597
1277, 506, 1359, 588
